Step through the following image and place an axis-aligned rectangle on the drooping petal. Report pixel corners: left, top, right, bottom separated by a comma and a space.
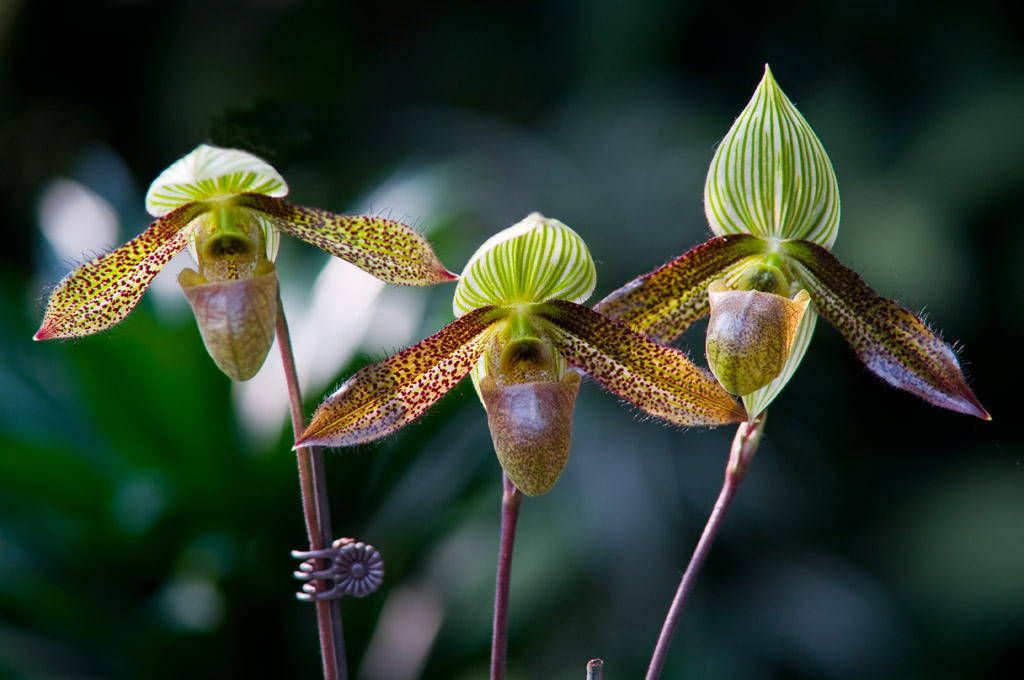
34, 202, 209, 340
145, 144, 288, 217
453, 212, 597, 315
594, 233, 768, 344
532, 300, 747, 426
297, 306, 510, 447
781, 239, 989, 418
178, 261, 279, 381
480, 372, 581, 497
705, 65, 841, 250
233, 194, 457, 286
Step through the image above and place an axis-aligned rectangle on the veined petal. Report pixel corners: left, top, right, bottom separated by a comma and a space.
532, 300, 747, 426
145, 145, 288, 217
594, 233, 768, 344
705, 65, 840, 249
781, 239, 989, 419
34, 202, 208, 340
453, 213, 597, 315
297, 306, 510, 447
234, 194, 457, 286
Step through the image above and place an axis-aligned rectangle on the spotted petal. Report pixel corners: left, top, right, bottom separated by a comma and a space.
453, 212, 597, 315
297, 306, 509, 447
532, 300, 747, 426
34, 202, 209, 340
594, 233, 768, 344
705, 65, 840, 250
781, 239, 989, 419
233, 194, 457, 286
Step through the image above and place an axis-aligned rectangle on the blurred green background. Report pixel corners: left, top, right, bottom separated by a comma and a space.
1, 0, 1022, 678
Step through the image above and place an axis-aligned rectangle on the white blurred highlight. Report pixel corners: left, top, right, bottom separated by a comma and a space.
234, 259, 386, 444
38, 179, 119, 263
147, 250, 195, 318
357, 584, 443, 680
157, 577, 226, 632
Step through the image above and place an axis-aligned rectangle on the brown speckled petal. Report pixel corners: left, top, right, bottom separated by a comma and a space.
35, 202, 208, 340
233, 194, 456, 286
298, 306, 509, 447
594, 233, 767, 344
532, 300, 747, 426
781, 239, 989, 419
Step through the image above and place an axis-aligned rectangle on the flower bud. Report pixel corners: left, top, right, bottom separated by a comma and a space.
706, 280, 810, 396
480, 371, 581, 496
179, 260, 279, 381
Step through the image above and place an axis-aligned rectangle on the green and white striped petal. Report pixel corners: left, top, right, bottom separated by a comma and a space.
705, 65, 840, 250
145, 144, 288, 217
453, 213, 597, 316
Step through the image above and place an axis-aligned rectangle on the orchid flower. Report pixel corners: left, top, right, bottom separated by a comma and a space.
596, 66, 988, 420
34, 144, 455, 380
298, 213, 746, 496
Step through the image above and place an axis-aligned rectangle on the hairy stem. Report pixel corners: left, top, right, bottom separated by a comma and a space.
276, 294, 348, 680
491, 473, 522, 680
645, 414, 766, 680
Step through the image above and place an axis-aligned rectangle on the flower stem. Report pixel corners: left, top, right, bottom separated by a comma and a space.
275, 294, 348, 680
491, 472, 522, 680
587, 658, 604, 680
645, 414, 766, 680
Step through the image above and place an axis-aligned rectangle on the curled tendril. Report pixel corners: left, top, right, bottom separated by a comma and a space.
291, 537, 385, 601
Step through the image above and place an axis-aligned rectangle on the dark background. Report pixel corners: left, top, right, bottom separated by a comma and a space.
1, 1, 1022, 678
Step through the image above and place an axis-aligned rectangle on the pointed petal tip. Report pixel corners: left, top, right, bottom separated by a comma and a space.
956, 395, 991, 421
294, 422, 327, 448
293, 433, 320, 451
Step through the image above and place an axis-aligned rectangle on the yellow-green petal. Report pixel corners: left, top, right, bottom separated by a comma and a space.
532, 300, 747, 426
34, 202, 209, 340
145, 144, 288, 217
705, 283, 811, 397
705, 65, 840, 249
453, 213, 597, 316
594, 233, 768, 344
297, 306, 510, 447
233, 194, 457, 286
741, 307, 818, 418
781, 239, 989, 419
